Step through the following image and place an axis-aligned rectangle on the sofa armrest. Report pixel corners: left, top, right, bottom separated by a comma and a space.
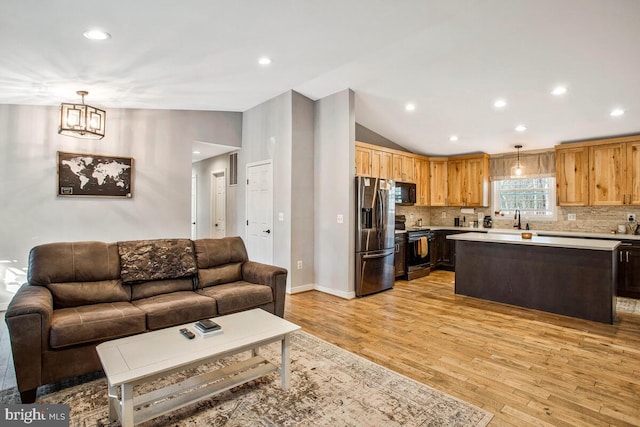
5, 284, 53, 395
242, 261, 287, 317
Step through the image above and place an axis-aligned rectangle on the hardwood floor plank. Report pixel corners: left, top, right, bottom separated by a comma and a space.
285, 270, 640, 426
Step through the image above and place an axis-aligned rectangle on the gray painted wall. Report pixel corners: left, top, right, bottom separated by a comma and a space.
355, 123, 409, 152
290, 92, 316, 291
0, 104, 240, 306
314, 89, 356, 298
239, 91, 292, 273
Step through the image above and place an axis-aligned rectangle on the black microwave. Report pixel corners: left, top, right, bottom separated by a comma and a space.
394, 182, 416, 205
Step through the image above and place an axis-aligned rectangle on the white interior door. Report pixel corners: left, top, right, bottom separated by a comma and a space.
246, 161, 273, 264
211, 172, 226, 238
191, 175, 197, 239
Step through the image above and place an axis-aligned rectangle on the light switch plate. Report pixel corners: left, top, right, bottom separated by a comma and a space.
568, 213, 576, 221
337, 214, 344, 223
278, 212, 284, 221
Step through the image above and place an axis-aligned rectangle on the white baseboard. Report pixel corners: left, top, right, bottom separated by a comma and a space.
313, 284, 356, 300
288, 283, 316, 294
287, 283, 356, 299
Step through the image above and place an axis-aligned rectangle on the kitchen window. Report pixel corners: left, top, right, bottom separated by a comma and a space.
492, 177, 556, 220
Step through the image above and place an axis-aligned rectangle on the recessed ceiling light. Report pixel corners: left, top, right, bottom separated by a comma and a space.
83, 29, 111, 40
449, 135, 458, 142
610, 108, 625, 117
405, 103, 416, 112
258, 57, 272, 65
551, 86, 567, 96
515, 124, 527, 132
494, 99, 507, 108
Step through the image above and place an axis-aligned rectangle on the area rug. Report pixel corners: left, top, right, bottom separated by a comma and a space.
617, 297, 640, 315
0, 331, 492, 427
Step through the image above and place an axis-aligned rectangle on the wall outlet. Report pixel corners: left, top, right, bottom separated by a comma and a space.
441, 211, 447, 218
337, 214, 344, 224
568, 213, 577, 221
628, 213, 636, 222
297, 260, 303, 270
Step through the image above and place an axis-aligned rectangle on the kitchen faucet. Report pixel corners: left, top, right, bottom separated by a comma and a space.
514, 209, 521, 230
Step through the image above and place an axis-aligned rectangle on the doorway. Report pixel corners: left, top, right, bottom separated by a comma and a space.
246, 160, 273, 264
211, 171, 226, 238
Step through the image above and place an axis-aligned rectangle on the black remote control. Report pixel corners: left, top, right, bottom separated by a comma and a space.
180, 328, 195, 339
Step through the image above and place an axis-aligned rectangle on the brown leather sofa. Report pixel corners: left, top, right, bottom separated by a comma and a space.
5, 236, 287, 403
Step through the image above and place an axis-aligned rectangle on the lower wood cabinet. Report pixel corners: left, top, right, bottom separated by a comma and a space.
617, 242, 640, 298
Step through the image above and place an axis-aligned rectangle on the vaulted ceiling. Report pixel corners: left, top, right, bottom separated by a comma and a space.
1, 0, 638, 156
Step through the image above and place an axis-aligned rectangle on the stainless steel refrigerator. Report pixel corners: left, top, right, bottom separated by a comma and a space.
355, 176, 396, 297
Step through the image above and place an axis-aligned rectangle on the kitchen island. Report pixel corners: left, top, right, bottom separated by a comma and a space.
448, 233, 620, 323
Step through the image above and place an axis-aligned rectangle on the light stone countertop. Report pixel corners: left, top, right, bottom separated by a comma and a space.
400, 226, 640, 241
447, 231, 621, 251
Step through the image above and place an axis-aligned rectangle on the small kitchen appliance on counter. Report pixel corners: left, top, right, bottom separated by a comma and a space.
483, 215, 493, 228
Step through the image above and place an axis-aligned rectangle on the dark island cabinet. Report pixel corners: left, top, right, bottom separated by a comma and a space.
617, 241, 640, 298
394, 234, 406, 278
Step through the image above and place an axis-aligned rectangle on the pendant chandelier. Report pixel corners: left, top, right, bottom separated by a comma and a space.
513, 144, 523, 176
58, 90, 106, 139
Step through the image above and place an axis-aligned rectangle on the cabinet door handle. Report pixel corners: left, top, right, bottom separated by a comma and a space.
620, 251, 623, 262
627, 251, 630, 263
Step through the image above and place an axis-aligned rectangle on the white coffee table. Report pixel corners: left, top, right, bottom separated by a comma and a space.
96, 309, 301, 427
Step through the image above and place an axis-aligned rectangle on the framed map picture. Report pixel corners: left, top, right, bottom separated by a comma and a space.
57, 151, 134, 198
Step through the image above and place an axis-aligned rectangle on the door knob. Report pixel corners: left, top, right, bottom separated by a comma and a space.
263, 229, 271, 234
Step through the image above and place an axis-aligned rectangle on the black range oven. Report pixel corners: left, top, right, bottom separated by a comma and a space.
406, 229, 433, 280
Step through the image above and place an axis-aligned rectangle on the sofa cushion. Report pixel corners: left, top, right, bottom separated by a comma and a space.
118, 239, 197, 283
29, 241, 120, 286
48, 279, 131, 309
132, 291, 218, 330
130, 278, 194, 301
193, 237, 248, 288
197, 281, 273, 315
50, 302, 146, 349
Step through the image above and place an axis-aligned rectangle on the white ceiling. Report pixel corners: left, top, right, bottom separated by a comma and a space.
1, 0, 639, 158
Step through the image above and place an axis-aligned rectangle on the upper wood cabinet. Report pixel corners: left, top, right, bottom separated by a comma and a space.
556, 135, 640, 206
465, 155, 490, 207
414, 157, 430, 206
355, 145, 372, 176
556, 145, 589, 206
589, 142, 626, 206
372, 150, 393, 179
627, 140, 640, 205
445, 154, 489, 207
392, 154, 414, 182
429, 159, 448, 206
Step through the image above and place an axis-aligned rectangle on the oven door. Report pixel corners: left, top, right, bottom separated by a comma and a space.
407, 234, 431, 267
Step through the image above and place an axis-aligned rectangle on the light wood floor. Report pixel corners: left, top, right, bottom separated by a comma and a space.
285, 270, 640, 427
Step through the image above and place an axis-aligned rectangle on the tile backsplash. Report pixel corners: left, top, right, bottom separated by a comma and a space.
396, 205, 639, 235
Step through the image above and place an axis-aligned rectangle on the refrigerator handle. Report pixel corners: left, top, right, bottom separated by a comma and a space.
363, 252, 393, 260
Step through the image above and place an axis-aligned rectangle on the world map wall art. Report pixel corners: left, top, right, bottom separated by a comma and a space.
57, 151, 133, 198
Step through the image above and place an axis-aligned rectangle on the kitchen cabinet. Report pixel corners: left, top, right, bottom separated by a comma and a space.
430, 231, 443, 267
445, 154, 489, 207
394, 234, 406, 278
589, 142, 626, 206
373, 150, 393, 179
414, 157, 430, 206
617, 242, 640, 298
393, 154, 414, 182
556, 145, 589, 206
430, 159, 448, 206
556, 135, 640, 206
355, 145, 372, 176
432, 230, 467, 271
